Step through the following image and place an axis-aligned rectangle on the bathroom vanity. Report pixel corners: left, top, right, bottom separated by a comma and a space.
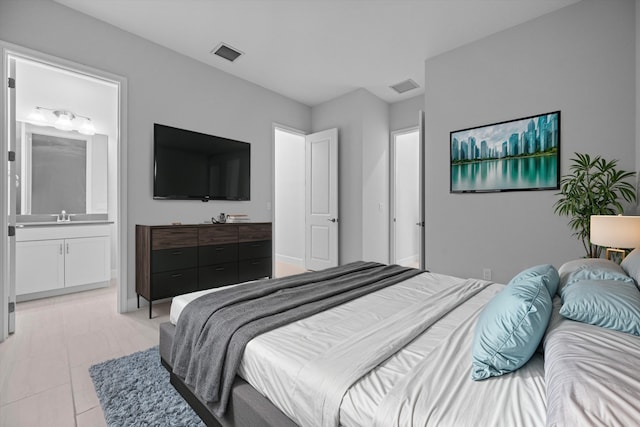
15, 221, 112, 301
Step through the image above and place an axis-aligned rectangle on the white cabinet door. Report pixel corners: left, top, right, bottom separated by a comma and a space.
16, 239, 65, 295
64, 236, 110, 288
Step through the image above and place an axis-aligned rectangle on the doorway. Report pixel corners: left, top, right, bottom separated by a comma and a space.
1, 42, 127, 341
274, 126, 307, 277
390, 127, 422, 268
273, 125, 339, 276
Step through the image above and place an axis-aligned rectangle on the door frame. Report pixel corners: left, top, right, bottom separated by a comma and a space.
389, 125, 424, 269
0, 40, 128, 341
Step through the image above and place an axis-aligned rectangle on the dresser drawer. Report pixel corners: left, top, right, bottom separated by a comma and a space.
239, 257, 272, 282
151, 268, 198, 299
151, 247, 197, 273
238, 224, 272, 242
239, 240, 271, 260
152, 228, 198, 250
199, 262, 239, 289
199, 243, 238, 266
199, 225, 238, 245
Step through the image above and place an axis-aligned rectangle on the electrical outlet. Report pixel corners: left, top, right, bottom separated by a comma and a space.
483, 268, 492, 281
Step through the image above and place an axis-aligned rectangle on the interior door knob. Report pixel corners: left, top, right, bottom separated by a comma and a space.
328, 218, 338, 223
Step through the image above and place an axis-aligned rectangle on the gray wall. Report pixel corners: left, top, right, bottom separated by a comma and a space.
424, 0, 637, 283
0, 0, 312, 308
312, 88, 391, 264
390, 95, 424, 132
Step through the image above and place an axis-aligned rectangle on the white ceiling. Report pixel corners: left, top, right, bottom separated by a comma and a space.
54, 0, 580, 107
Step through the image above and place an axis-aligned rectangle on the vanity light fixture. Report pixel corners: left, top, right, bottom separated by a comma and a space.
27, 106, 96, 136
53, 110, 74, 131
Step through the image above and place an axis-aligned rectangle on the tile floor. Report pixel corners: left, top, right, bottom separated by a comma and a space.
0, 282, 171, 427
0, 261, 302, 426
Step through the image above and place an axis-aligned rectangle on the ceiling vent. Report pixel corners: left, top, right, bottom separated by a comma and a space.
390, 79, 419, 94
211, 43, 243, 62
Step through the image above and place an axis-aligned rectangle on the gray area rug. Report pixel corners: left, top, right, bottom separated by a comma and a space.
89, 346, 205, 427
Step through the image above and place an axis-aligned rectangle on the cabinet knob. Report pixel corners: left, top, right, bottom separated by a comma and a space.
170, 273, 183, 278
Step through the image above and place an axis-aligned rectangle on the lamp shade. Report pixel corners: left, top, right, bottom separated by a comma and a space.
590, 215, 640, 248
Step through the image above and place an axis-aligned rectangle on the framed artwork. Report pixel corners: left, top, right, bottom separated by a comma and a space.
450, 111, 560, 193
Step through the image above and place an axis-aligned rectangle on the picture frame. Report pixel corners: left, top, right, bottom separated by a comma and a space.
450, 111, 560, 193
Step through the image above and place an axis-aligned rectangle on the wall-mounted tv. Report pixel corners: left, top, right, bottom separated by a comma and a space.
450, 111, 560, 193
153, 123, 250, 201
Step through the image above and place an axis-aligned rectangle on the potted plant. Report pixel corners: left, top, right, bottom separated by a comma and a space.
554, 153, 637, 258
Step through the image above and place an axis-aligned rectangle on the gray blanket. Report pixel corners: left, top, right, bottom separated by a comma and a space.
170, 261, 422, 416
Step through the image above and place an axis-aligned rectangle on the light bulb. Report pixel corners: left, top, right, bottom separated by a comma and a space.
78, 118, 96, 135
54, 111, 74, 131
27, 107, 48, 126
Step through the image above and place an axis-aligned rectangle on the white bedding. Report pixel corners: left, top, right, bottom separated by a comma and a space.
544, 297, 640, 426
170, 272, 547, 427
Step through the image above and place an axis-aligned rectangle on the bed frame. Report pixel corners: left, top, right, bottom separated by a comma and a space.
159, 322, 298, 427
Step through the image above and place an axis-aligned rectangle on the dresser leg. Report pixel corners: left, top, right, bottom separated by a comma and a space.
137, 294, 140, 309
149, 300, 152, 319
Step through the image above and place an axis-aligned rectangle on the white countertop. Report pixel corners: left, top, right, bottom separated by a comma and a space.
16, 220, 114, 227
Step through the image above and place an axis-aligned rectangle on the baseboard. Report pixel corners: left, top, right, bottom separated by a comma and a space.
275, 254, 304, 266
397, 254, 419, 266
17, 280, 109, 303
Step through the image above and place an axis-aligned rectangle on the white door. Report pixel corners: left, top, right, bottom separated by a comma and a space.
65, 236, 110, 287
305, 128, 338, 271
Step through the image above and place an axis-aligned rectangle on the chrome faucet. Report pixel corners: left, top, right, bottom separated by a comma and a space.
57, 210, 70, 223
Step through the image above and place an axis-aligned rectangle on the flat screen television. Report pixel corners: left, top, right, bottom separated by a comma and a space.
153, 123, 250, 201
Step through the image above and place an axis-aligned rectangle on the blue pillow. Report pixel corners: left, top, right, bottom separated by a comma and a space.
471, 277, 552, 381
508, 264, 559, 297
565, 266, 633, 287
560, 279, 640, 336
558, 259, 631, 294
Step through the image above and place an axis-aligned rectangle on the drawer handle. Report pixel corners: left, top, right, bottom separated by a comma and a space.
215, 267, 225, 271
215, 248, 225, 251
171, 251, 183, 255
251, 262, 261, 265
250, 244, 261, 247
170, 273, 183, 278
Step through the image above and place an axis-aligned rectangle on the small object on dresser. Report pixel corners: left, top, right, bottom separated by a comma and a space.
171, 221, 182, 226
227, 214, 250, 223
212, 213, 227, 224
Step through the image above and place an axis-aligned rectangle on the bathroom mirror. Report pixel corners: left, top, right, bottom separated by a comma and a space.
15, 122, 108, 216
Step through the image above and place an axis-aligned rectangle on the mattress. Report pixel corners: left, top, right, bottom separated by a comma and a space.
170, 271, 548, 426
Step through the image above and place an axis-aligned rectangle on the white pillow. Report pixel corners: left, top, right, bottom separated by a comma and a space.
621, 248, 640, 285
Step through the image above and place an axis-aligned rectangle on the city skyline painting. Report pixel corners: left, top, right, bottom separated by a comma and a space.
450, 111, 560, 193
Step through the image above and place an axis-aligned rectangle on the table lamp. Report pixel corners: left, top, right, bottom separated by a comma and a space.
590, 215, 640, 261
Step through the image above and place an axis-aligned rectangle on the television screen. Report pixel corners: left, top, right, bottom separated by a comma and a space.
153, 123, 250, 201
450, 111, 560, 193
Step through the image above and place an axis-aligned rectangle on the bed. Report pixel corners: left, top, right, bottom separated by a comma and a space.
159, 257, 640, 427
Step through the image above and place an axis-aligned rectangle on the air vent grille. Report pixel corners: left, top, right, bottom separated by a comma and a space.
390, 79, 419, 94
211, 43, 243, 62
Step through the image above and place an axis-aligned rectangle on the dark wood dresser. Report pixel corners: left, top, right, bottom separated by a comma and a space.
136, 223, 272, 317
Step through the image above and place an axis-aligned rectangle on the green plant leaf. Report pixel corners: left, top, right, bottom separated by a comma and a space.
554, 152, 637, 258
